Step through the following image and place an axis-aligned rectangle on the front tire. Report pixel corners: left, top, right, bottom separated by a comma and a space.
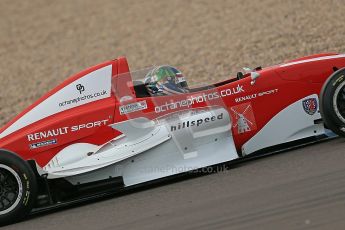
0, 150, 37, 226
320, 68, 345, 137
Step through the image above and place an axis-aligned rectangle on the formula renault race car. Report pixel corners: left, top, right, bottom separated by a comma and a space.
1, 53, 345, 225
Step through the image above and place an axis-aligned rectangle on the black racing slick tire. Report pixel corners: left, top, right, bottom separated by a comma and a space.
0, 150, 37, 226
320, 67, 345, 137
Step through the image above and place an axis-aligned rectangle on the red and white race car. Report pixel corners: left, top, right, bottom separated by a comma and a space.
1, 53, 345, 225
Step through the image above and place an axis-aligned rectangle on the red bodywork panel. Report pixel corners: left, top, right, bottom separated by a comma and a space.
1, 54, 345, 167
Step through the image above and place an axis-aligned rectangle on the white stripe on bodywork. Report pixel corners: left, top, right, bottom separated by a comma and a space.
280, 54, 345, 67
0, 65, 112, 139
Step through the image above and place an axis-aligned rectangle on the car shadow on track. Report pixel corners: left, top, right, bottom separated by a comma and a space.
12, 136, 338, 226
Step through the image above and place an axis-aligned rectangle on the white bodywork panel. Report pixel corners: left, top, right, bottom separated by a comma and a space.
242, 94, 324, 155
55, 107, 239, 186
41, 118, 171, 178
0, 65, 112, 139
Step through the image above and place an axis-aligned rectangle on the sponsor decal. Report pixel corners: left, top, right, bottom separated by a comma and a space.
58, 89, 107, 107
0, 65, 112, 140
70, 119, 108, 132
155, 85, 245, 113
170, 113, 224, 132
76, 84, 85, 94
302, 98, 318, 115
27, 127, 68, 141
27, 119, 108, 141
230, 102, 256, 134
333, 74, 344, 86
235, 94, 257, 103
119, 101, 148, 115
30, 139, 57, 149
235, 89, 278, 103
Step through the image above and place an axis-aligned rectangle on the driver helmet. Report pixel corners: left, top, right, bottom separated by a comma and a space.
144, 65, 189, 96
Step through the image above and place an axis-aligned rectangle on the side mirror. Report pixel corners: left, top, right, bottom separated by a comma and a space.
250, 72, 260, 85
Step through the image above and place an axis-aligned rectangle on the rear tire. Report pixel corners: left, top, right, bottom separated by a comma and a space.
0, 150, 37, 226
320, 68, 345, 137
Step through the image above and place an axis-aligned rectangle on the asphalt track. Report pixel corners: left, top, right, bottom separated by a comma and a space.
1, 138, 345, 230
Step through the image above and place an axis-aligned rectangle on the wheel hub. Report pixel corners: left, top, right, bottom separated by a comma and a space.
0, 168, 19, 212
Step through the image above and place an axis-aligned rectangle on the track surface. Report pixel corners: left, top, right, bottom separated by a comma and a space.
2, 138, 345, 230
